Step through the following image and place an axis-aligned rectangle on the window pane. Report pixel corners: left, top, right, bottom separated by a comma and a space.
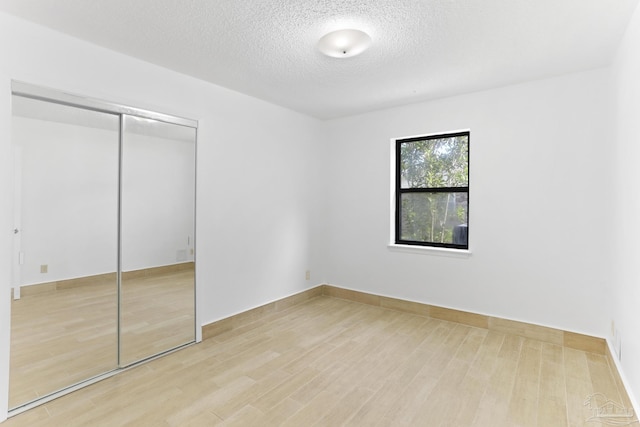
400, 135, 468, 189
399, 192, 468, 245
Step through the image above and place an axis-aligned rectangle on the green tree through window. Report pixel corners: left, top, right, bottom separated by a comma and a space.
395, 132, 469, 248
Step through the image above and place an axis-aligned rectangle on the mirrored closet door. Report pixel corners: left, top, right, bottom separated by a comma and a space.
9, 96, 120, 409
9, 82, 197, 412
120, 115, 196, 365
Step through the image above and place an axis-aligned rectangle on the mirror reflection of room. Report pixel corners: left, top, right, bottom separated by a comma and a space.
9, 92, 196, 410
9, 97, 120, 408
120, 115, 196, 366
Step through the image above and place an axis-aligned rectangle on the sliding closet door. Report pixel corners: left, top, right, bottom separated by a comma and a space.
120, 115, 196, 365
9, 96, 119, 409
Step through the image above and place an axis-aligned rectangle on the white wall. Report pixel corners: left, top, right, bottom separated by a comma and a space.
0, 12, 323, 421
121, 127, 196, 272
13, 116, 119, 285
0, 78, 13, 420
13, 114, 198, 286
323, 68, 612, 338
611, 0, 640, 412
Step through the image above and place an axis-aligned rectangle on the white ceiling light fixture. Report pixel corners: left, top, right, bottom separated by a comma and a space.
317, 29, 372, 58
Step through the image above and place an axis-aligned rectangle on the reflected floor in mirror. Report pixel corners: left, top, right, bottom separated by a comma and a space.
9, 264, 195, 409
120, 263, 195, 365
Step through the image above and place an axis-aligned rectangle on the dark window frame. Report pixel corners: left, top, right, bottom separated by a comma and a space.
394, 131, 470, 249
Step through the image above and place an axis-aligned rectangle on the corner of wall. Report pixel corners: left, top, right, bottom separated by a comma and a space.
605, 338, 640, 419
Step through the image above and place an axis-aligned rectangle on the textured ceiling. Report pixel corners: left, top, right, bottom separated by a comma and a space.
0, 0, 638, 119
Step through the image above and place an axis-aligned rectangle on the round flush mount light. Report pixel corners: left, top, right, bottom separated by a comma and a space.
317, 29, 372, 58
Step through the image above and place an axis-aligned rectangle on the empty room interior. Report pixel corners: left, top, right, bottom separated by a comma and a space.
1, 0, 640, 425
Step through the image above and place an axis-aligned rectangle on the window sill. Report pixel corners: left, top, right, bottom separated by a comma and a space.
387, 244, 472, 258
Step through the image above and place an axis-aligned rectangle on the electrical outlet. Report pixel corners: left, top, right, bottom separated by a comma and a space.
40, 264, 48, 273
305, 270, 311, 280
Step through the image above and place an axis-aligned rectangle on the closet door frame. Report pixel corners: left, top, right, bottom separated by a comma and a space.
12, 81, 197, 128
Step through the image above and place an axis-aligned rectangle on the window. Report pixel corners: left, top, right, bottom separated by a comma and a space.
395, 131, 469, 249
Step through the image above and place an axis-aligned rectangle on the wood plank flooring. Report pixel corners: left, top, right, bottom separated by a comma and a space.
9, 267, 195, 409
4, 296, 637, 426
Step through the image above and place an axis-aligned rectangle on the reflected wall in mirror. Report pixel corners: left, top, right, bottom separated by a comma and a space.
9, 96, 119, 409
120, 115, 196, 365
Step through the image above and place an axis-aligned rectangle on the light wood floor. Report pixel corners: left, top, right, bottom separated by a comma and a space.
9, 268, 195, 409
4, 296, 637, 426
